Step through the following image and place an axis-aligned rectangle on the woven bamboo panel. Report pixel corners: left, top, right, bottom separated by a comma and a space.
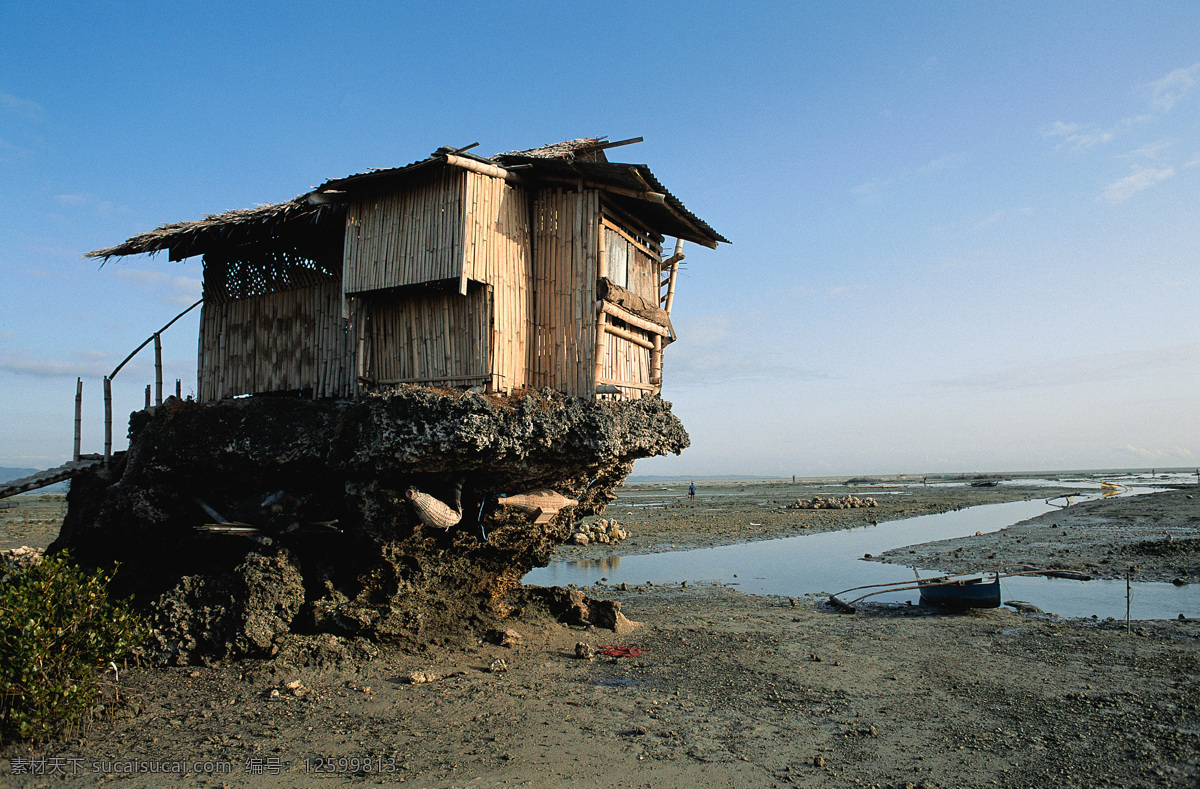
531, 188, 601, 396
343, 170, 467, 294
461, 172, 533, 393
198, 281, 352, 401
361, 287, 490, 386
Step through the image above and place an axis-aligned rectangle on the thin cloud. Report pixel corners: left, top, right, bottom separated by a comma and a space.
112, 268, 202, 306
1115, 444, 1195, 462
921, 153, 967, 172
665, 314, 826, 388
1118, 140, 1172, 160
1147, 63, 1200, 113
936, 342, 1200, 392
851, 179, 888, 204
0, 348, 113, 379
0, 92, 44, 121
975, 206, 1032, 229
1042, 120, 1117, 152
1045, 63, 1200, 155
852, 153, 964, 204
0, 136, 32, 160
53, 193, 127, 218
1099, 165, 1174, 204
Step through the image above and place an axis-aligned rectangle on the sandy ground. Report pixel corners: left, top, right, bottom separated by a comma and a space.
2, 479, 1198, 788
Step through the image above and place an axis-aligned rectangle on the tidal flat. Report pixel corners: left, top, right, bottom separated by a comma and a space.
2, 477, 1198, 787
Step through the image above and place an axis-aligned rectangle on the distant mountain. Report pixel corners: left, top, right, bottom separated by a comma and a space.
0, 467, 39, 484
0, 466, 70, 493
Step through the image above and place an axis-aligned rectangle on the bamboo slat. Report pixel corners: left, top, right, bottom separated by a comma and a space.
601, 301, 669, 337
605, 321, 654, 349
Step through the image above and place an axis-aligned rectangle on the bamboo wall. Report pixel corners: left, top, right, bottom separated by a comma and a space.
347, 169, 532, 394
531, 189, 602, 397
198, 281, 352, 401
342, 170, 466, 295
360, 286, 491, 388
461, 172, 531, 392
602, 223, 659, 304
595, 328, 655, 399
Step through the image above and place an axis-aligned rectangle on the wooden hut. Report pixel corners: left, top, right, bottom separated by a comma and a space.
88, 138, 728, 402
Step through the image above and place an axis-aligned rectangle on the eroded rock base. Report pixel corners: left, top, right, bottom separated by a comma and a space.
52, 388, 686, 664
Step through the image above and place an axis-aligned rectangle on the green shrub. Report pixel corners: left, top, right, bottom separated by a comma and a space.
0, 553, 148, 742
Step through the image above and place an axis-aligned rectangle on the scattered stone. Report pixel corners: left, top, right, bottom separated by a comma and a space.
569, 518, 630, 546
788, 495, 877, 510
575, 642, 595, 659
814, 755, 825, 767
0, 545, 44, 575
406, 671, 441, 684
487, 628, 523, 648
489, 659, 508, 673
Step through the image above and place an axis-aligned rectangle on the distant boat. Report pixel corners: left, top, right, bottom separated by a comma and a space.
918, 575, 1001, 609
969, 480, 1000, 488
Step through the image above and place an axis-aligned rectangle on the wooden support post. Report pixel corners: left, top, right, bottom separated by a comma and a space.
73, 378, 82, 462
154, 332, 163, 405
175, 379, 182, 399
144, 385, 151, 409
103, 376, 112, 466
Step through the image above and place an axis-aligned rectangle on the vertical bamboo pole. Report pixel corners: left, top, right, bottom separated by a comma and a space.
176, 379, 182, 399
664, 238, 684, 316
103, 376, 112, 466
650, 334, 663, 386
154, 332, 163, 405
593, 306, 607, 392
145, 385, 151, 409
73, 378, 82, 462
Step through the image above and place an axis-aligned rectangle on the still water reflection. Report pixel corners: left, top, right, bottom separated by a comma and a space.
525, 498, 1199, 621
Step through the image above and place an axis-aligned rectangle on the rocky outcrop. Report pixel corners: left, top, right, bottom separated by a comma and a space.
52, 387, 686, 663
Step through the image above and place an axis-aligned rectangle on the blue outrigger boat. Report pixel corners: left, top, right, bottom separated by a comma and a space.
918, 575, 1000, 609
828, 565, 1090, 614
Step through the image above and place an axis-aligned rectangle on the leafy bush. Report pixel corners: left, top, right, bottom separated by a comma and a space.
0, 553, 147, 742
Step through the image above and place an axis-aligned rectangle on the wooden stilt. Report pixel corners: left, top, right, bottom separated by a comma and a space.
73, 378, 82, 462
154, 333, 163, 405
103, 376, 112, 466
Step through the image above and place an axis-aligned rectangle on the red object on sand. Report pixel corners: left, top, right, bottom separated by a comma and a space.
596, 645, 649, 658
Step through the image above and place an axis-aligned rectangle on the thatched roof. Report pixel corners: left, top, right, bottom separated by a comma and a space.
498, 138, 609, 160
87, 197, 342, 262
86, 137, 727, 261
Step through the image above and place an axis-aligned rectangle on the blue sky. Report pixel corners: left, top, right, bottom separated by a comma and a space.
2, 2, 1198, 476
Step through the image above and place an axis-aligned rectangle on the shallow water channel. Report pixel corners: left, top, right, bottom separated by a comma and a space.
526, 497, 1200, 621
